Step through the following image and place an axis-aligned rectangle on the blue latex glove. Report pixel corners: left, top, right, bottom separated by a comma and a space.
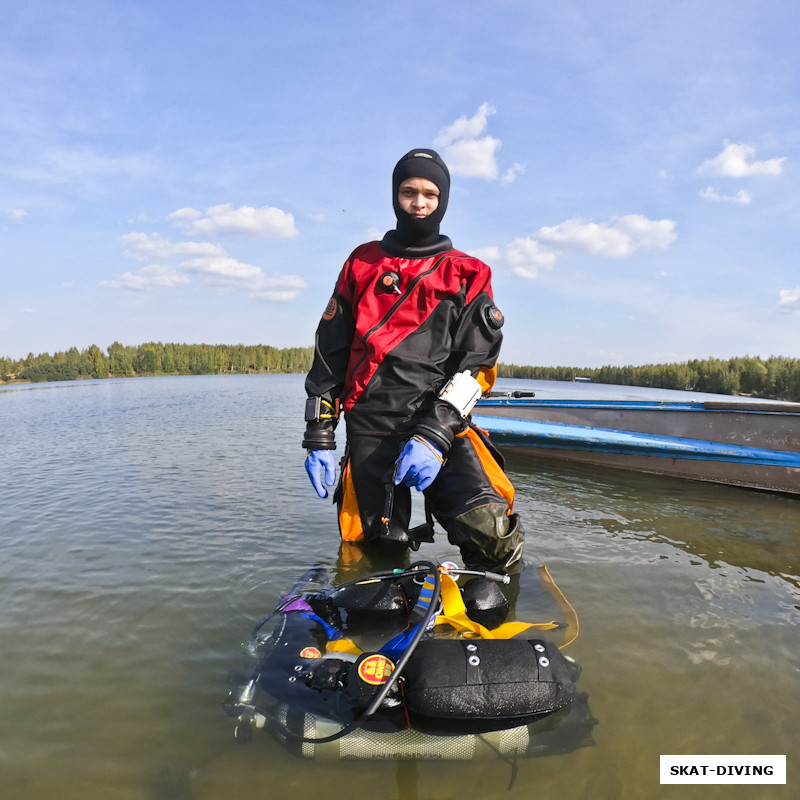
394, 436, 443, 492
305, 450, 337, 498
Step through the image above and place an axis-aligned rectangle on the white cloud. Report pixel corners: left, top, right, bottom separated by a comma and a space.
7, 209, 28, 221
505, 238, 559, 279
434, 103, 501, 180
180, 255, 263, 282
699, 186, 752, 204
494, 215, 677, 278
121, 232, 228, 262
168, 207, 202, 222
103, 232, 307, 301
248, 275, 309, 302
469, 246, 502, 263
435, 102, 497, 146
534, 215, 676, 258
698, 142, 786, 178
99, 264, 191, 291
168, 203, 298, 238
612, 215, 678, 251
501, 162, 526, 184
441, 137, 501, 179
779, 286, 800, 311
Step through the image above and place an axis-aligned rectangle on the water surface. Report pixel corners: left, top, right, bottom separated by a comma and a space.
1, 376, 797, 799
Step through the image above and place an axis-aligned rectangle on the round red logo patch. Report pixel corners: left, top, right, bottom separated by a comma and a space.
299, 647, 322, 659
357, 654, 395, 685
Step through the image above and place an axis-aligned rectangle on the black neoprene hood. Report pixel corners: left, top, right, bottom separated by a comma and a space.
390, 149, 451, 247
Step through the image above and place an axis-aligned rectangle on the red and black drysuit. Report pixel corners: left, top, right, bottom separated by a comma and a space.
303, 235, 524, 574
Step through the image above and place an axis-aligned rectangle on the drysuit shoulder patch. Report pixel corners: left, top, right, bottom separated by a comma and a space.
322, 296, 338, 321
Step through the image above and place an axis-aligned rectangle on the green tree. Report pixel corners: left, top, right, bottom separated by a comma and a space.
107, 342, 134, 377
88, 345, 109, 378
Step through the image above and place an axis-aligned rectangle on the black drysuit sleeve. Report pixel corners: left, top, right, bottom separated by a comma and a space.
302, 289, 355, 450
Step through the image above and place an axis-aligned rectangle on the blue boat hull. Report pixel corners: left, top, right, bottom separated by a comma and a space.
473, 397, 800, 495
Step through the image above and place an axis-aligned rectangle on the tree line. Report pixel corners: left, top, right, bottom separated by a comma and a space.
3, 345, 798, 402
1, 342, 315, 383
497, 356, 800, 402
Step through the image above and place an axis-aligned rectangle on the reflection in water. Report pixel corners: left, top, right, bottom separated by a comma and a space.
505, 450, 798, 582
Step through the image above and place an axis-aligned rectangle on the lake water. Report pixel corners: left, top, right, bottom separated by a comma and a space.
1, 375, 797, 800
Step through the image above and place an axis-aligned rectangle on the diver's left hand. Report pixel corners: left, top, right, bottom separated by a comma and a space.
394, 436, 443, 492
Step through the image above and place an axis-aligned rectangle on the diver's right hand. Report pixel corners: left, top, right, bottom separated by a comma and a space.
305, 449, 337, 498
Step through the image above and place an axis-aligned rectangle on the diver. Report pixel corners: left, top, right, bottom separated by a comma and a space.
302, 148, 524, 577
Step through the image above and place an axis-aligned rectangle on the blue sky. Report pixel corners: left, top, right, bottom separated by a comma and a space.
2, 0, 798, 368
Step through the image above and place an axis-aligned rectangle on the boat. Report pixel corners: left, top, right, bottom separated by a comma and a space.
224, 561, 595, 761
473, 389, 800, 495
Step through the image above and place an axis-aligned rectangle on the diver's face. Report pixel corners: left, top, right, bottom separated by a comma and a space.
397, 178, 440, 218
